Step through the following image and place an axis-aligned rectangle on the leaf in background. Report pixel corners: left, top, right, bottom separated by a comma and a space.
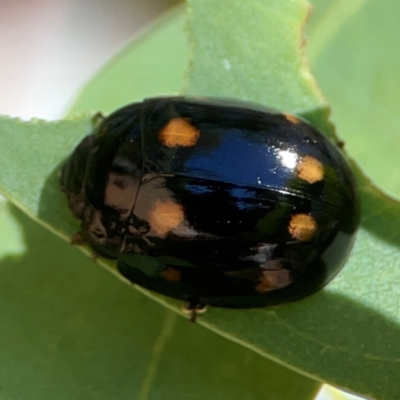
186, 0, 324, 114
69, 6, 188, 115
307, 0, 400, 199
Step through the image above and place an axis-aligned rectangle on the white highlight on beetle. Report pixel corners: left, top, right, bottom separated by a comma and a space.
278, 150, 298, 169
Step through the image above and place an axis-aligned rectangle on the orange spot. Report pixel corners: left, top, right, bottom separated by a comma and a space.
297, 156, 324, 184
284, 113, 301, 125
160, 268, 181, 283
159, 118, 200, 147
148, 200, 185, 236
255, 269, 292, 293
288, 213, 317, 242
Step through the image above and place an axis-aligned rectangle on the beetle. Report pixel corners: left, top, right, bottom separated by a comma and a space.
61, 97, 359, 321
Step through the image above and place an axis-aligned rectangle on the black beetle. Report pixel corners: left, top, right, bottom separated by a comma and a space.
61, 97, 359, 321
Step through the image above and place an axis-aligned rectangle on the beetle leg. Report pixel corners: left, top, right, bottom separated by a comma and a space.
182, 300, 207, 323
70, 231, 86, 246
90, 252, 99, 262
70, 231, 100, 261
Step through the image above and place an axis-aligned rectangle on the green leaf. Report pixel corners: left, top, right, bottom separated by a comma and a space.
307, 0, 400, 199
0, 1, 399, 399
70, 6, 188, 115
185, 0, 324, 114
0, 116, 91, 239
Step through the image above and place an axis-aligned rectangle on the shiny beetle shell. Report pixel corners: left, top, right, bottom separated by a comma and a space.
61, 97, 359, 309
